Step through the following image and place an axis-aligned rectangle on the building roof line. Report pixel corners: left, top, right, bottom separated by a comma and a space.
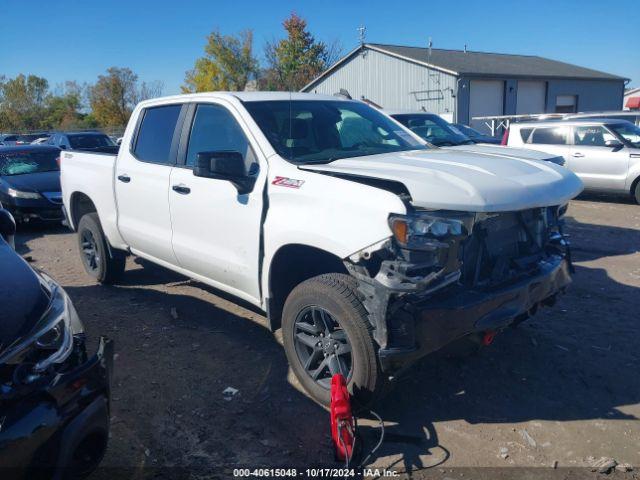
301, 43, 459, 92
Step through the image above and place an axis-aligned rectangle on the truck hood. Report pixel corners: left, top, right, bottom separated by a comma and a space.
445, 144, 557, 161
301, 149, 583, 212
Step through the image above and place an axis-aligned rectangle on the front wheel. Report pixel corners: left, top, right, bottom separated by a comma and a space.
634, 181, 640, 205
77, 213, 125, 284
282, 273, 383, 407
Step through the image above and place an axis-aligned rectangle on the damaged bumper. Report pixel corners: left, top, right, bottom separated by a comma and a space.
346, 206, 574, 375
378, 255, 571, 373
0, 336, 113, 479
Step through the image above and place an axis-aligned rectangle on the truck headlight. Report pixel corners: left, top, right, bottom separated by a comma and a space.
389, 211, 475, 249
7, 187, 42, 199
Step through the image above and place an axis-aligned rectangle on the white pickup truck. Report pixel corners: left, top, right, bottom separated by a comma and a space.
61, 92, 583, 406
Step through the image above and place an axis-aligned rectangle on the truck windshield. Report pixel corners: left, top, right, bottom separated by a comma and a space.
243, 100, 427, 164
0, 150, 60, 176
609, 123, 640, 148
392, 114, 475, 146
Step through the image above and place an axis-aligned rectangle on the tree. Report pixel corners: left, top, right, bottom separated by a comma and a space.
182, 30, 258, 93
0, 74, 49, 130
43, 81, 85, 129
263, 13, 341, 91
89, 67, 163, 127
89, 67, 139, 127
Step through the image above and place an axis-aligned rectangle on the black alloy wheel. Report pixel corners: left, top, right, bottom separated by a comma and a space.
80, 228, 100, 273
293, 305, 352, 389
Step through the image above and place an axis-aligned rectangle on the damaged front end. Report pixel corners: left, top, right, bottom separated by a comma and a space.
345, 205, 573, 374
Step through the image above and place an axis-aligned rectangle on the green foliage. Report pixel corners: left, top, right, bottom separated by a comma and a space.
89, 67, 139, 128
88, 67, 163, 128
263, 13, 341, 91
182, 30, 258, 93
0, 74, 50, 130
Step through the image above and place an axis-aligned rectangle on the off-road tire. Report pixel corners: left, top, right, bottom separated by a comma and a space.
77, 212, 125, 284
282, 273, 383, 408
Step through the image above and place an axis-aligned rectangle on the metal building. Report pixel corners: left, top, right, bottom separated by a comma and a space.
302, 43, 628, 134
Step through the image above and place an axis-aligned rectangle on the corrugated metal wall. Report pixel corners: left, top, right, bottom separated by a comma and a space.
304, 49, 458, 115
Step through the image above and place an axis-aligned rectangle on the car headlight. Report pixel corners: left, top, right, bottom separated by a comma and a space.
389, 211, 475, 249
7, 187, 42, 199
0, 272, 84, 375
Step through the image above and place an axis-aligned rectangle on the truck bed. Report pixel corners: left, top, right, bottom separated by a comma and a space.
60, 150, 123, 246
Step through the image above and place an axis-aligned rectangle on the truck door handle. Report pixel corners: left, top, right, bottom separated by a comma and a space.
117, 174, 131, 183
572, 152, 585, 158
172, 184, 191, 195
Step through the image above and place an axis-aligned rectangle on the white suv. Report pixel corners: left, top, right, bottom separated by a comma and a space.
506, 119, 640, 203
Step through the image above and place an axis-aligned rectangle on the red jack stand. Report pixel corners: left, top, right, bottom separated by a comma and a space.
330, 374, 355, 463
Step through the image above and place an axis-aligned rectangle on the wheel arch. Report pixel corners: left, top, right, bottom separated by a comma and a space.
69, 191, 97, 230
266, 244, 348, 332
630, 175, 640, 201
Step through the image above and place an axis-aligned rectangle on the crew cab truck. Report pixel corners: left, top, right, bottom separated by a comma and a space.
61, 92, 583, 406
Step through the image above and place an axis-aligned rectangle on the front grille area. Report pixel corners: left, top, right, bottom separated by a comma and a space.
460, 208, 549, 288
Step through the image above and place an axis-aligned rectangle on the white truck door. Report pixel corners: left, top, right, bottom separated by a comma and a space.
115, 103, 185, 264
570, 125, 630, 191
169, 102, 265, 303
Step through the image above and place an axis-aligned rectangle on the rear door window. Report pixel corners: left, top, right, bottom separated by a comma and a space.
529, 127, 569, 145
519, 128, 533, 142
134, 104, 182, 164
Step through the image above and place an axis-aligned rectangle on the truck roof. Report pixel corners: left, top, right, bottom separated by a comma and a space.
137, 91, 347, 108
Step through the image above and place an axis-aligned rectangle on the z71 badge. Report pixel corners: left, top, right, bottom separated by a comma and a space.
271, 176, 305, 188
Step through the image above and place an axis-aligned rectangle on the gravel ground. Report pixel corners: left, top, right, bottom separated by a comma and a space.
14, 195, 640, 479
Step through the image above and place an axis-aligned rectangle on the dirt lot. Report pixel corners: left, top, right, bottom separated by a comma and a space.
14, 195, 640, 479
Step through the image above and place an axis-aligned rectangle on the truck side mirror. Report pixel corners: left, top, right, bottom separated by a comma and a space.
0, 208, 16, 249
604, 139, 623, 151
194, 151, 254, 195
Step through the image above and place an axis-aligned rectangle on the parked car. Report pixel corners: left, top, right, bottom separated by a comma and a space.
31, 135, 52, 145
387, 111, 565, 165
505, 119, 640, 203
61, 92, 582, 406
0, 134, 20, 146
16, 133, 51, 145
48, 131, 119, 154
452, 123, 502, 144
0, 145, 64, 223
0, 205, 113, 479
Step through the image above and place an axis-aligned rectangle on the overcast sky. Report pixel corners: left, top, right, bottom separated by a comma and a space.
1, 0, 637, 95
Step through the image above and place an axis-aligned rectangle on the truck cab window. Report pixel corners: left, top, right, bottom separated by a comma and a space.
134, 104, 182, 164
186, 104, 254, 169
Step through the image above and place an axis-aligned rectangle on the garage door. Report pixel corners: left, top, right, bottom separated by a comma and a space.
469, 80, 504, 134
516, 81, 546, 115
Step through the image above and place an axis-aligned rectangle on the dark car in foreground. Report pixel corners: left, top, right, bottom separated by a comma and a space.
0, 145, 64, 223
47, 132, 119, 154
0, 206, 113, 479
452, 123, 502, 144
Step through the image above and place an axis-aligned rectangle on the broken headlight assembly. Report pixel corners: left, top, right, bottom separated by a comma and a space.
388, 211, 475, 250
0, 272, 84, 383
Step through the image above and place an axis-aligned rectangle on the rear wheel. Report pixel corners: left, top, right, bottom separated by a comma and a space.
77, 213, 125, 284
282, 273, 383, 407
634, 181, 640, 205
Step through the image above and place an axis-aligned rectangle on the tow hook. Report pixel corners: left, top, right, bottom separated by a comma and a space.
482, 330, 497, 346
